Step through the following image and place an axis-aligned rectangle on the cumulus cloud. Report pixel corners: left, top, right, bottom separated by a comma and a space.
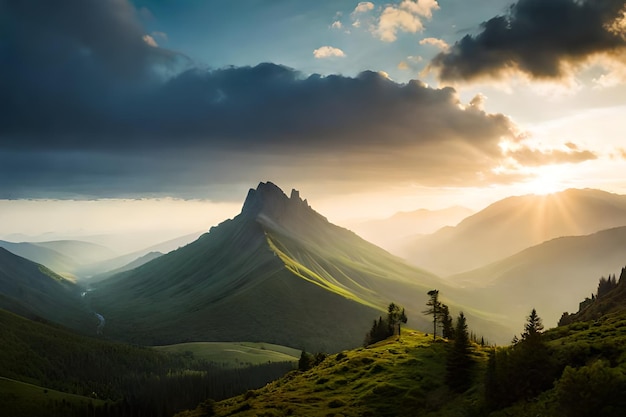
373, 0, 440, 42
419, 37, 449, 51
0, 0, 590, 200
313, 46, 346, 59
353, 2, 375, 14
429, 0, 626, 83
331, 20, 342, 29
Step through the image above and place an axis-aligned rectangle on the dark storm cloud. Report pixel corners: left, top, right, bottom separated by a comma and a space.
429, 0, 626, 82
0, 0, 549, 198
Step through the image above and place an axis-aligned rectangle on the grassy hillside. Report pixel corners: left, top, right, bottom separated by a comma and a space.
177, 331, 490, 417
178, 308, 626, 417
153, 342, 300, 367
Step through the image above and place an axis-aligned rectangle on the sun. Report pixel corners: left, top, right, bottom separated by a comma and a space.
523, 165, 569, 195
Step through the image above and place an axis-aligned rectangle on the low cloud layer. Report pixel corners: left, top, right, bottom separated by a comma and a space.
0, 0, 594, 199
429, 0, 626, 82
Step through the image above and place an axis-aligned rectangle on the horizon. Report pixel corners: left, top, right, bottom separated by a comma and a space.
0, 183, 621, 254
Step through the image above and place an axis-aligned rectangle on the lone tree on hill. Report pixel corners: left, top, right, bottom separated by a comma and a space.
423, 289, 441, 340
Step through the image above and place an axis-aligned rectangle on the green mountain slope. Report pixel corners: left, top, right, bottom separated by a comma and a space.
91, 182, 496, 351
0, 247, 94, 331
401, 188, 626, 275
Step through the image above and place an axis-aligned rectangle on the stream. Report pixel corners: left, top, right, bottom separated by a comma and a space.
81, 288, 105, 334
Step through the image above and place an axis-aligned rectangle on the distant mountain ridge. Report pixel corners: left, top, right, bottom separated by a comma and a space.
0, 248, 94, 331
400, 188, 626, 275
348, 206, 473, 253
0, 240, 79, 278
91, 182, 504, 351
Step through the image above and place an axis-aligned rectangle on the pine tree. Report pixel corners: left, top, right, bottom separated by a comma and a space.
387, 303, 408, 338
440, 303, 454, 339
521, 308, 544, 344
365, 303, 407, 345
423, 290, 441, 340
298, 350, 311, 371
445, 312, 473, 392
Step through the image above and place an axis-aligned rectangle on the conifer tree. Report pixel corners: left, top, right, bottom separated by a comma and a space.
365, 303, 407, 345
440, 303, 454, 339
521, 308, 544, 344
298, 350, 311, 371
387, 303, 408, 337
423, 290, 441, 340
445, 312, 473, 392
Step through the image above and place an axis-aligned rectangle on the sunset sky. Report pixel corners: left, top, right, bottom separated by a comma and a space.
2, 0, 626, 246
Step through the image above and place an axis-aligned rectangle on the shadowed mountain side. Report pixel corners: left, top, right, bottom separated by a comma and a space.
91, 182, 506, 351
452, 226, 626, 332
347, 206, 473, 253
0, 248, 95, 331
400, 188, 626, 275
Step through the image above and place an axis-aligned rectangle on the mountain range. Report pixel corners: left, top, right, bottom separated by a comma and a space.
399, 188, 626, 276
450, 225, 626, 330
347, 206, 473, 253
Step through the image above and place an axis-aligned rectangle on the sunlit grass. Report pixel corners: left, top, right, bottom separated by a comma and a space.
177, 330, 491, 417
153, 342, 300, 367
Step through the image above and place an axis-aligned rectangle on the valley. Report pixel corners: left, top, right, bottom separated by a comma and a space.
3, 182, 626, 417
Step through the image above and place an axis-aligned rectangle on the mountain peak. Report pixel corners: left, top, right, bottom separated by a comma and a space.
240, 181, 311, 219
